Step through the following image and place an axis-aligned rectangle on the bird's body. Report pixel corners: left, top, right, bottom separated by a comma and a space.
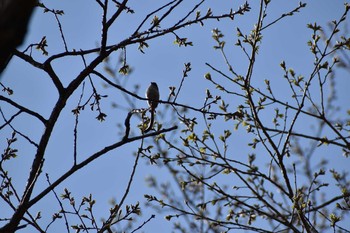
145, 82, 159, 132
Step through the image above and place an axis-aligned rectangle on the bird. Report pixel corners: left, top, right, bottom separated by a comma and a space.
0, 0, 37, 76
145, 82, 159, 132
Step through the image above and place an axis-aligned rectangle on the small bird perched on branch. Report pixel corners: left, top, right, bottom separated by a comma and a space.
0, 0, 37, 76
145, 82, 159, 132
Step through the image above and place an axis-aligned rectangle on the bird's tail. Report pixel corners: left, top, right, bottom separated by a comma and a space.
144, 108, 155, 133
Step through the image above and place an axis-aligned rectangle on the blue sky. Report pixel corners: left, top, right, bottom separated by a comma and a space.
1, 1, 350, 232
